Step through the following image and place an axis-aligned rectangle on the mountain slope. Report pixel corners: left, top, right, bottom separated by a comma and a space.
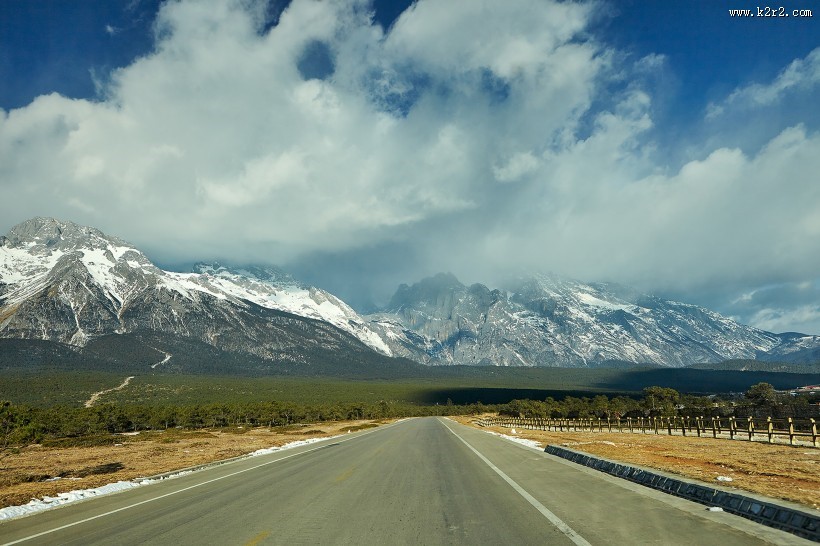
0, 218, 396, 373
3, 218, 818, 370
365, 273, 820, 367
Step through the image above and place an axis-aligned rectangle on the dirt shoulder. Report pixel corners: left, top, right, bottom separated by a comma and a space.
452, 416, 820, 511
0, 420, 385, 510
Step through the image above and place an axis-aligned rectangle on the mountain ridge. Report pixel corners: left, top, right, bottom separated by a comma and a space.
2, 217, 819, 370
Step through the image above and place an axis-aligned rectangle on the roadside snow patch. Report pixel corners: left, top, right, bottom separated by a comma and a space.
249, 435, 342, 457
0, 481, 140, 521
0, 435, 343, 522
483, 430, 542, 450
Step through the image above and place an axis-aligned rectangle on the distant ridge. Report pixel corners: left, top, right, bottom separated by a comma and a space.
2, 217, 819, 370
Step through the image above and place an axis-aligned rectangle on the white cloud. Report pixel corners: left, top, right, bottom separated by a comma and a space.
1, 0, 819, 332
0, 0, 603, 262
493, 152, 539, 183
707, 47, 820, 119
750, 306, 820, 335
492, 123, 820, 293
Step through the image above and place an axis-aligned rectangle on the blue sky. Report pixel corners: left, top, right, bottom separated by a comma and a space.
1, 0, 819, 333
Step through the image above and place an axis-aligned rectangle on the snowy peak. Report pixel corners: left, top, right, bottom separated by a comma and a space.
0, 219, 391, 355
3, 218, 819, 369
386, 272, 466, 311
3, 217, 131, 254
367, 272, 820, 367
183, 262, 391, 355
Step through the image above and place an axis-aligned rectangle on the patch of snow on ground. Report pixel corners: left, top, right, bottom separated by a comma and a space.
0, 481, 141, 522
483, 430, 543, 450
0, 435, 344, 522
249, 434, 343, 457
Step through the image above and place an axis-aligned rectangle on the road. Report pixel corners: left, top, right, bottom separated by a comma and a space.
0, 418, 809, 545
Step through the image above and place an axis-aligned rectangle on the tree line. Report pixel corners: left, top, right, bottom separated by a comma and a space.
499, 383, 818, 420
0, 399, 490, 447
1, 383, 816, 448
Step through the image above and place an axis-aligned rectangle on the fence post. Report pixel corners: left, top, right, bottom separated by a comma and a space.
695, 417, 702, 437
812, 418, 817, 448
767, 417, 774, 444
711, 417, 717, 438
747, 416, 754, 442
729, 417, 735, 440
667, 417, 673, 436
681, 417, 687, 437
788, 417, 795, 446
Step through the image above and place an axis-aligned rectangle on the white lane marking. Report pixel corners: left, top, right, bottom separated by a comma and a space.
441, 419, 592, 546
1, 420, 408, 546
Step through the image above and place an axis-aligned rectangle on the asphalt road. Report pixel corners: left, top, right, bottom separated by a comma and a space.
0, 418, 810, 545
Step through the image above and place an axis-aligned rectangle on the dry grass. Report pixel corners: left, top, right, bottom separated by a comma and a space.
453, 416, 820, 510
0, 420, 387, 509
3, 417, 817, 513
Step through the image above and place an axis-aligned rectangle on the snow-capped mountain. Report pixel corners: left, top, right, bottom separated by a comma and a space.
2, 217, 818, 369
187, 263, 390, 355
0, 217, 389, 364
365, 273, 820, 367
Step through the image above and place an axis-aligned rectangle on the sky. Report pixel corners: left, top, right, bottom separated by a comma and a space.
1, 0, 820, 333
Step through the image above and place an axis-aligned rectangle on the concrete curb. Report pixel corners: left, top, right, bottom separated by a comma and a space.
545, 444, 820, 542
135, 452, 253, 482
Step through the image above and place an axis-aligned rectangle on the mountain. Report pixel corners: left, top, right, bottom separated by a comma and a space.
0, 217, 404, 375
365, 273, 820, 368
2, 217, 819, 371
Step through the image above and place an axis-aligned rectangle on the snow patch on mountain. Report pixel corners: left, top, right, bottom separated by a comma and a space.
3, 218, 819, 368
0, 218, 390, 355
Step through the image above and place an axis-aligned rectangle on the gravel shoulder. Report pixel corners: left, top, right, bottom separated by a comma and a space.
453, 416, 820, 510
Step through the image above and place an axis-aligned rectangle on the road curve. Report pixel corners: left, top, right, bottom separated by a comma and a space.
0, 418, 809, 545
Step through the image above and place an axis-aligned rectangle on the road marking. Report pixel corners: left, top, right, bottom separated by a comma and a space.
440, 419, 592, 546
1, 421, 406, 545
243, 530, 270, 546
334, 466, 356, 483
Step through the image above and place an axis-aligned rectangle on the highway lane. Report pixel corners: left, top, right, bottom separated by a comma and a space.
0, 417, 809, 545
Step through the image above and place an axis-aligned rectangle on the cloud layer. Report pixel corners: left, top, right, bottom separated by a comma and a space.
1, 0, 819, 332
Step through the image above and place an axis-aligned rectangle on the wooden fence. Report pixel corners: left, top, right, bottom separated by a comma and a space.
475, 415, 819, 447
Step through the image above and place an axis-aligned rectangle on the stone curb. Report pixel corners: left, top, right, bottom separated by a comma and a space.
545, 444, 820, 542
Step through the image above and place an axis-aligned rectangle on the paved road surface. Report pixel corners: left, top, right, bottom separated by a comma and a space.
0, 418, 809, 545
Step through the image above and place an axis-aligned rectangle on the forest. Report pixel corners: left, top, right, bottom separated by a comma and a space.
1, 383, 815, 448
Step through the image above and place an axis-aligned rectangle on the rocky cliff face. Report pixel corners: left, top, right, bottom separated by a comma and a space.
365, 273, 820, 367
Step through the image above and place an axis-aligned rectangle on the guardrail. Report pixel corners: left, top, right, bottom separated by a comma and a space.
475, 415, 819, 447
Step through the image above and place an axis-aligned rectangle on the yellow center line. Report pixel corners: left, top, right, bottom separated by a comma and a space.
243, 530, 270, 546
